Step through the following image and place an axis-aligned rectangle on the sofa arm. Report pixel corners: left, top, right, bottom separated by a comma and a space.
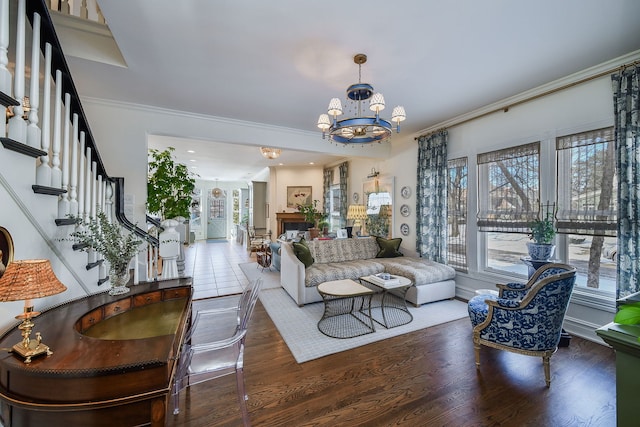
280, 242, 306, 306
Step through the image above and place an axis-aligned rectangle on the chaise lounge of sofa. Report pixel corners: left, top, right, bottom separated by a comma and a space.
280, 236, 456, 306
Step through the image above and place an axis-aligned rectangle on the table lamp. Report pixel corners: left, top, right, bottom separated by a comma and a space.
0, 259, 67, 363
347, 204, 368, 236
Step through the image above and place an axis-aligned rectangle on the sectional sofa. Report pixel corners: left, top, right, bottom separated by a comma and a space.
280, 236, 456, 306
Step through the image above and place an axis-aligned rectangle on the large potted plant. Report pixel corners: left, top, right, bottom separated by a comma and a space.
147, 147, 197, 220
527, 206, 556, 261
68, 211, 142, 295
298, 199, 323, 239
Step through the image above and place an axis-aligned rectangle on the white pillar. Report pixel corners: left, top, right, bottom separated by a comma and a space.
36, 42, 52, 186
51, 69, 63, 188
0, 0, 12, 94
8, 0, 27, 144
26, 12, 41, 149
105, 180, 113, 222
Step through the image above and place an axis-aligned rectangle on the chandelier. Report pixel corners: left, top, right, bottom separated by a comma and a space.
317, 54, 406, 145
260, 147, 282, 159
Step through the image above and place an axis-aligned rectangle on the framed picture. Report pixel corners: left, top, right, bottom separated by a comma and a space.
287, 186, 312, 208
336, 229, 348, 239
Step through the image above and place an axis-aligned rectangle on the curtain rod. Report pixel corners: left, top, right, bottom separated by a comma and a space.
414, 59, 639, 141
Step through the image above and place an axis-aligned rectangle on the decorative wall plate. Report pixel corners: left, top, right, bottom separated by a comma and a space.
400, 204, 410, 217
352, 192, 359, 203
400, 223, 410, 236
400, 186, 411, 199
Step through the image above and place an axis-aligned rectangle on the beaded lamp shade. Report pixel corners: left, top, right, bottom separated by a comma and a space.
0, 259, 67, 302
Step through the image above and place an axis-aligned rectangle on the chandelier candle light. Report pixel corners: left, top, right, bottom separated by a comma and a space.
317, 54, 406, 145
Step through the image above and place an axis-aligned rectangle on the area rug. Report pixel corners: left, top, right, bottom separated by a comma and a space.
238, 262, 281, 290
258, 287, 470, 363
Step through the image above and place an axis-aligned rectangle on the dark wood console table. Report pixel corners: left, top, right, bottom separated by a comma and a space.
0, 279, 192, 427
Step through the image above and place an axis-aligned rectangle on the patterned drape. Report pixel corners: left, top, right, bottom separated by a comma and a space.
323, 168, 333, 218
339, 162, 349, 227
416, 130, 448, 263
613, 64, 640, 299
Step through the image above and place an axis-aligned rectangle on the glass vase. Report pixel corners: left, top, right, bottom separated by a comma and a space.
109, 263, 131, 296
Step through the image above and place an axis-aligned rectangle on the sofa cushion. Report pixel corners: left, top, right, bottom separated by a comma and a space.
375, 237, 404, 258
308, 237, 379, 263
376, 257, 456, 286
293, 238, 314, 268
304, 260, 385, 288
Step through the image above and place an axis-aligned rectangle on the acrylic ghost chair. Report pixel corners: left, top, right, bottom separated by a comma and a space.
467, 264, 576, 387
172, 278, 263, 426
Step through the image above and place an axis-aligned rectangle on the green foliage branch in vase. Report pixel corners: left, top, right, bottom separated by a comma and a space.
147, 147, 197, 220
67, 211, 143, 295
528, 204, 556, 244
297, 199, 325, 228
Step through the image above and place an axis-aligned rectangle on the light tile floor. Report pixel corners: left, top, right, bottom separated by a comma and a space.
182, 239, 254, 300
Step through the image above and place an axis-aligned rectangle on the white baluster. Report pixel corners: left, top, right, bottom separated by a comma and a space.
84, 144, 91, 222
51, 70, 62, 188
85, 148, 95, 264
97, 176, 106, 281
68, 113, 79, 216
58, 92, 71, 217
77, 131, 85, 222
59, 0, 70, 15
97, 174, 103, 214
36, 43, 52, 186
26, 12, 41, 149
105, 179, 113, 222
0, 0, 12, 94
8, 0, 26, 144
91, 160, 97, 219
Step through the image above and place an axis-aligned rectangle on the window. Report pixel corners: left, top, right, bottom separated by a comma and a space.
556, 127, 617, 292
447, 157, 468, 272
477, 142, 540, 275
328, 184, 342, 232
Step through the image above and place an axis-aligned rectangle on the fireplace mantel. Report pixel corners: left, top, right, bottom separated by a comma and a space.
275, 212, 308, 236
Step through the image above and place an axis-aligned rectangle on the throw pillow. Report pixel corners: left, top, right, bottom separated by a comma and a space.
292, 238, 314, 268
375, 237, 404, 258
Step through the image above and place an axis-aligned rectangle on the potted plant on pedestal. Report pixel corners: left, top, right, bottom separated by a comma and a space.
527, 204, 556, 261
147, 147, 197, 221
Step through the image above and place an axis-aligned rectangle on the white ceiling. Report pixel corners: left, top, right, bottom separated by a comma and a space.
66, 0, 640, 181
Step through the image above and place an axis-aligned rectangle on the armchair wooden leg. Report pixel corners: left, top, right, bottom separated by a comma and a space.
474, 341, 480, 368
543, 355, 551, 387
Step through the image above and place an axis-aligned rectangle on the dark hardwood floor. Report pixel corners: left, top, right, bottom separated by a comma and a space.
170, 300, 616, 427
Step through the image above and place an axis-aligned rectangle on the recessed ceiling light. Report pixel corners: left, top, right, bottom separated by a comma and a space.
187, 150, 195, 153
279, 163, 284, 166
309, 162, 315, 165
189, 159, 196, 162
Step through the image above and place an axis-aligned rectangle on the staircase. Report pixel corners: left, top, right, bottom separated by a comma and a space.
0, 0, 157, 332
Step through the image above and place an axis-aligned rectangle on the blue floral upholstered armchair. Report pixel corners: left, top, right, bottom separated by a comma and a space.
467, 264, 577, 387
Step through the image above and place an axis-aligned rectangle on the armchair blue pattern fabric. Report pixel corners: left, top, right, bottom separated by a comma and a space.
467, 264, 576, 387
496, 263, 576, 299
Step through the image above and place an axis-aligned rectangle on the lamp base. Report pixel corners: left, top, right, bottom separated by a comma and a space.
11, 339, 52, 364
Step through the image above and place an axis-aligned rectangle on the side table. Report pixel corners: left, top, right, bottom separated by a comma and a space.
317, 279, 375, 339
359, 275, 413, 328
